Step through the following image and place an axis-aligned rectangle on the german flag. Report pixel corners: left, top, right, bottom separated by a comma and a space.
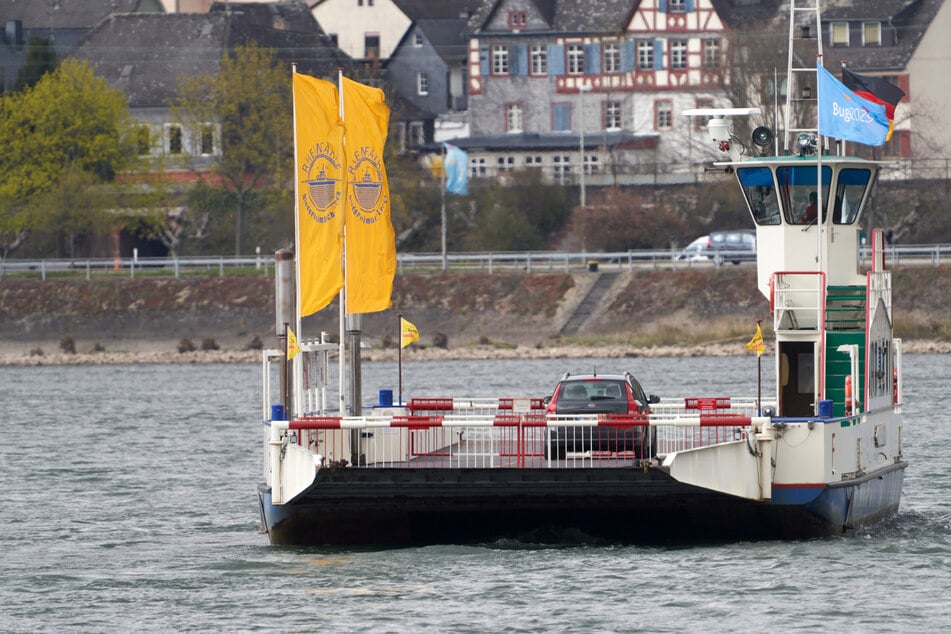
841, 67, 905, 140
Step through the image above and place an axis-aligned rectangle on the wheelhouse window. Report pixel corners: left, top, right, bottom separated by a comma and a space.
492, 45, 509, 75
603, 41, 621, 73
832, 168, 873, 225
776, 165, 832, 224
670, 39, 687, 70
567, 43, 584, 75
530, 45, 547, 75
736, 166, 781, 226
831, 22, 849, 46
637, 40, 654, 70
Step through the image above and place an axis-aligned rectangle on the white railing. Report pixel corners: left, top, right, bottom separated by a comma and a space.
4, 244, 951, 280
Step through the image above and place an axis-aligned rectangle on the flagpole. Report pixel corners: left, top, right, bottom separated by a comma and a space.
441, 145, 448, 273
815, 57, 825, 403
289, 63, 301, 420
398, 313, 404, 406
756, 320, 762, 415
337, 67, 347, 416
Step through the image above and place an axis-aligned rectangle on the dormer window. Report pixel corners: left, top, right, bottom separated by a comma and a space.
414, 32, 424, 47
508, 10, 527, 30
669, 0, 686, 12
863, 21, 882, 46
831, 22, 849, 46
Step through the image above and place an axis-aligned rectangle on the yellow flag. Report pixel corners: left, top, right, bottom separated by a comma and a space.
293, 73, 345, 317
342, 77, 396, 314
287, 327, 301, 361
745, 323, 765, 357
400, 317, 419, 349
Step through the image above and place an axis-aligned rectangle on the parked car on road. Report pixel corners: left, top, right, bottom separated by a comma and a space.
676, 230, 756, 265
544, 372, 660, 459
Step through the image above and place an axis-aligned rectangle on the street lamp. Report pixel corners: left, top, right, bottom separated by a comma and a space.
578, 84, 592, 208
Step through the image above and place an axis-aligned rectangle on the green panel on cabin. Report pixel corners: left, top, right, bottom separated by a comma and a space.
825, 331, 865, 417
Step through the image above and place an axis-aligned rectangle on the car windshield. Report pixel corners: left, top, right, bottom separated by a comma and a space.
560, 380, 626, 401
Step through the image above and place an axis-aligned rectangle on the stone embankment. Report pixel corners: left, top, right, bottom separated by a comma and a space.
1, 266, 949, 365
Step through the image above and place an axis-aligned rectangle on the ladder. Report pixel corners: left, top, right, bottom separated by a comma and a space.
783, 0, 823, 153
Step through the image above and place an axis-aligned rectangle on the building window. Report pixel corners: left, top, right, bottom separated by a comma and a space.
365, 33, 380, 59
167, 125, 182, 154
669, 0, 686, 12
199, 124, 214, 155
505, 103, 524, 132
605, 101, 621, 130
567, 43, 584, 75
693, 98, 714, 131
508, 10, 527, 29
472, 156, 487, 176
670, 39, 687, 70
530, 45, 547, 75
637, 40, 654, 70
414, 32, 424, 47
525, 155, 543, 167
863, 22, 881, 46
655, 100, 673, 130
703, 39, 720, 69
583, 154, 599, 175
328, 34, 338, 47
603, 41, 621, 73
492, 45, 509, 75
417, 72, 429, 95
831, 22, 849, 46
408, 122, 424, 146
553, 155, 571, 184
135, 125, 151, 155
498, 156, 515, 171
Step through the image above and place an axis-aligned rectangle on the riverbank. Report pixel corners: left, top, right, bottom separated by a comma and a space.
2, 267, 950, 366
2, 337, 949, 366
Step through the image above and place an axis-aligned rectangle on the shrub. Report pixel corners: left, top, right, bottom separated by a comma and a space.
246, 335, 263, 350
432, 332, 448, 349
59, 336, 76, 354
200, 337, 220, 351
177, 338, 196, 353
29, 347, 44, 357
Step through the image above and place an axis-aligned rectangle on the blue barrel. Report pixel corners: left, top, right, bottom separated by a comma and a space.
817, 399, 833, 418
271, 404, 286, 421
379, 389, 394, 407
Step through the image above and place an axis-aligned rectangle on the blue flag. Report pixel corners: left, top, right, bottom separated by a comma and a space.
817, 62, 889, 147
443, 143, 469, 196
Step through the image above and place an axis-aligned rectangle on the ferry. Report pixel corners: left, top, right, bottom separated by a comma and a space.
257, 2, 905, 545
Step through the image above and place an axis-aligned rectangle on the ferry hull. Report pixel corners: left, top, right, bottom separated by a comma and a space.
257, 462, 906, 546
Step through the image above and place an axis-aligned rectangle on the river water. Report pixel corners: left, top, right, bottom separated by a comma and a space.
1, 355, 948, 631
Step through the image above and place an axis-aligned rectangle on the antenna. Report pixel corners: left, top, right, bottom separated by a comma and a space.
683, 107, 763, 161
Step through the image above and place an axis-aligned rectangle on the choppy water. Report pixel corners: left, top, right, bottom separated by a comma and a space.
1, 355, 948, 631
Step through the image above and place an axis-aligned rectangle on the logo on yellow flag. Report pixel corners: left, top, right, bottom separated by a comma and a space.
745, 323, 765, 357
287, 327, 301, 361
400, 317, 419, 349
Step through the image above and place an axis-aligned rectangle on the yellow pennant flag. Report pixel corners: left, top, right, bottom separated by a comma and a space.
287, 327, 301, 361
745, 323, 765, 357
342, 77, 396, 314
400, 317, 419, 349
293, 73, 345, 317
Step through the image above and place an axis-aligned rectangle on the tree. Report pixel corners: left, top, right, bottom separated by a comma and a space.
0, 59, 136, 259
172, 44, 293, 256
14, 37, 58, 91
